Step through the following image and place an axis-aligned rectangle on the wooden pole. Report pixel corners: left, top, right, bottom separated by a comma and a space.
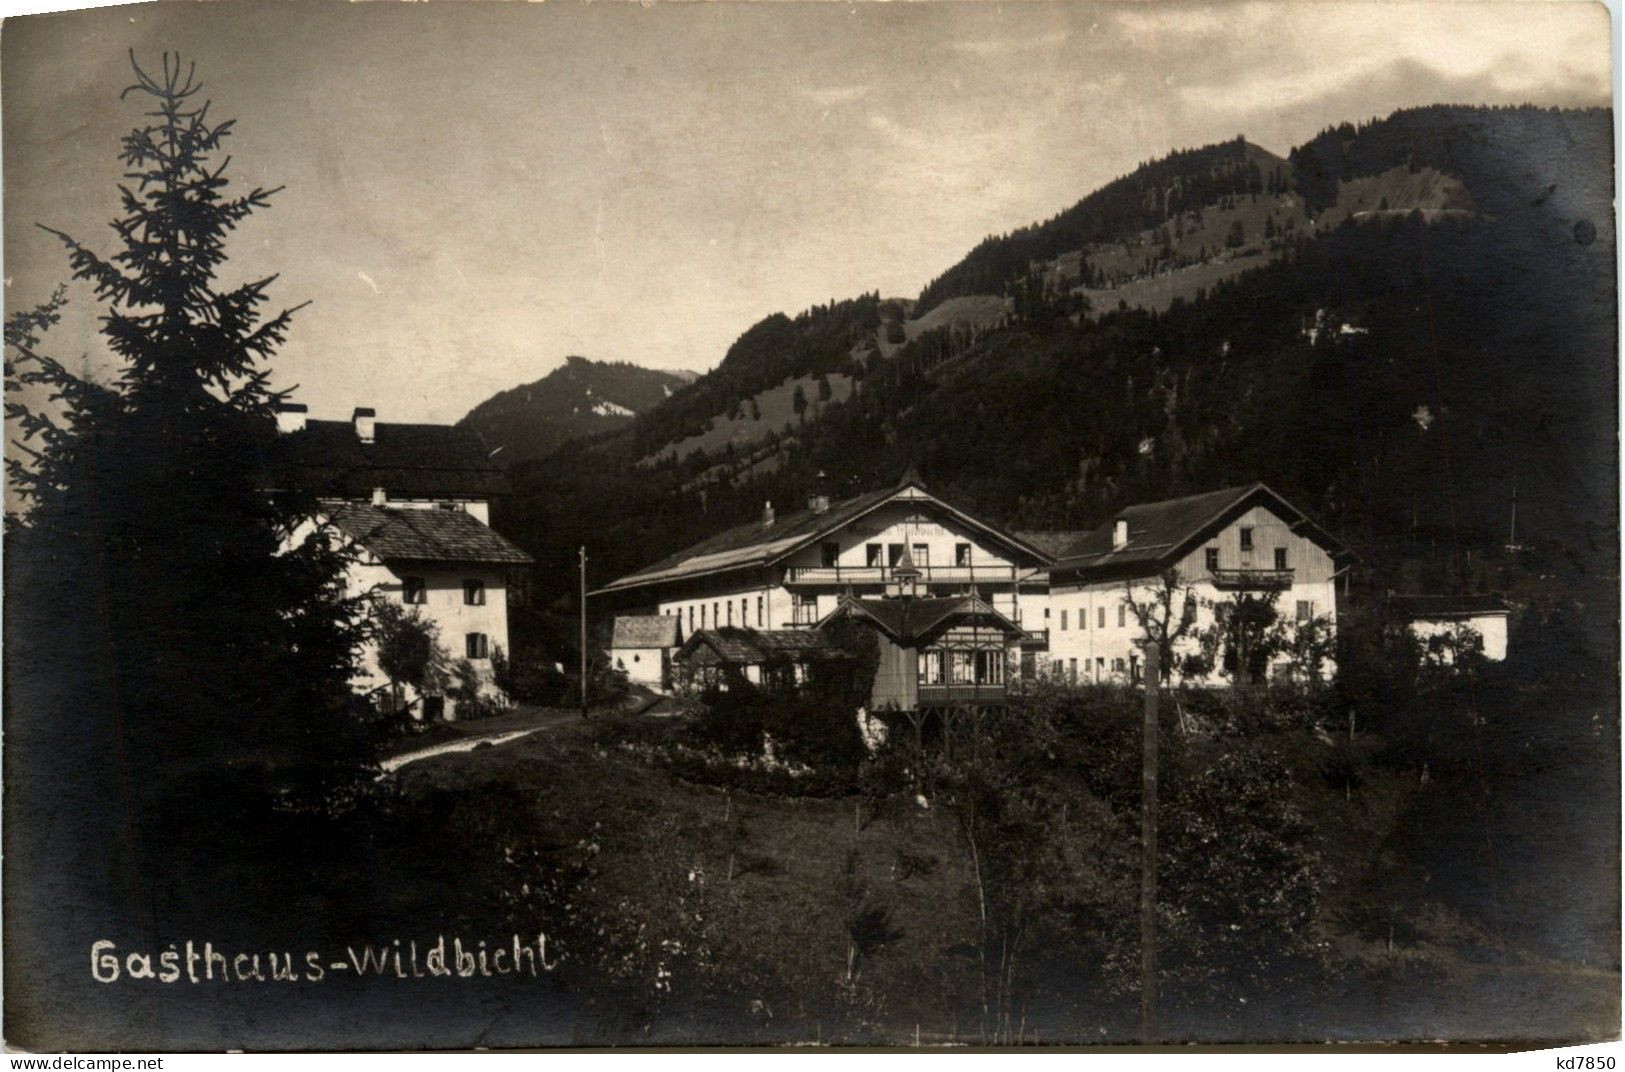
579, 546, 589, 720
1141, 642, 1159, 1044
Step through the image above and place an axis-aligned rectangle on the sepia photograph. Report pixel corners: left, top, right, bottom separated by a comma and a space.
1, 0, 1618, 1054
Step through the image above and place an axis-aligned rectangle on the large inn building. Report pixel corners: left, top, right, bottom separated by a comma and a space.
599, 477, 1355, 704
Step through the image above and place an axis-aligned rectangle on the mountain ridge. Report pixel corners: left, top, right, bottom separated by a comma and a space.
457, 356, 697, 466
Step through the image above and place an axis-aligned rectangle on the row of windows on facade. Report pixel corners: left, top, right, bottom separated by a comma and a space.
820, 541, 978, 569
667, 596, 770, 632
400, 578, 487, 606
1052, 597, 1319, 632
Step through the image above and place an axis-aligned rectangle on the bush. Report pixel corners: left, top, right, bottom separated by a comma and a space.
492, 644, 573, 706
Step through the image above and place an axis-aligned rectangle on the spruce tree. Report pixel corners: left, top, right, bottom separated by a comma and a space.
6, 53, 368, 824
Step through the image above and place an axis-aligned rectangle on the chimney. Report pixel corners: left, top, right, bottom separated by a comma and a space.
371, 486, 388, 507
353, 406, 377, 444
762, 500, 775, 527
274, 401, 307, 435
808, 494, 830, 515
1112, 518, 1129, 550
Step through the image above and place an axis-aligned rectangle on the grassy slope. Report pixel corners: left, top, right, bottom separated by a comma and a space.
395, 723, 985, 1040
388, 715, 1617, 1045
640, 372, 854, 466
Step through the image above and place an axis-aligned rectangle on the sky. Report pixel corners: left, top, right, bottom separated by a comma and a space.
2, 0, 1612, 424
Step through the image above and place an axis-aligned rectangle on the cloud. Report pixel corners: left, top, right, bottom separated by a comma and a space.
946, 29, 1070, 57
800, 83, 869, 108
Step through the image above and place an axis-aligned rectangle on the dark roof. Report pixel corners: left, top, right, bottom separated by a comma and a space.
611, 615, 680, 649
597, 479, 1052, 593
270, 419, 510, 500
1390, 594, 1510, 618
1016, 531, 1090, 560
676, 628, 846, 666
1052, 483, 1349, 579
327, 504, 533, 566
822, 595, 1025, 644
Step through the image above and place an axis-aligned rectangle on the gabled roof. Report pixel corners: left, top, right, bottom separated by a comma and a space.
327, 504, 533, 566
675, 627, 847, 667
1015, 530, 1090, 560
1390, 594, 1510, 619
1051, 483, 1349, 581
611, 615, 681, 649
819, 594, 1026, 645
596, 479, 1053, 594
270, 420, 510, 500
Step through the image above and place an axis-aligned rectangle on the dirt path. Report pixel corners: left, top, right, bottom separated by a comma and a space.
379, 728, 545, 773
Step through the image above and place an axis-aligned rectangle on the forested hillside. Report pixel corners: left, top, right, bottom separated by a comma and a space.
489, 105, 1614, 667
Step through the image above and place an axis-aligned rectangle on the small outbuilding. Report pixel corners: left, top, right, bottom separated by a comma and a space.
1391, 594, 1511, 662
674, 627, 850, 691
818, 592, 1027, 712
611, 614, 681, 691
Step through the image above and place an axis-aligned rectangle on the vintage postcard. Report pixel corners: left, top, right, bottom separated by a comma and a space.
2, 0, 1617, 1053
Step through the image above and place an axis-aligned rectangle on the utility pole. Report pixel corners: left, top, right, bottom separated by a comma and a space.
1141, 642, 1160, 1044
579, 546, 589, 721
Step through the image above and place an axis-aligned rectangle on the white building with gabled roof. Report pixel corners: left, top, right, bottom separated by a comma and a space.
594, 474, 1056, 663
271, 402, 533, 719
1046, 483, 1353, 685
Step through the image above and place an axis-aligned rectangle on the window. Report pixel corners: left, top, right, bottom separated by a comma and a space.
1096, 657, 1106, 676
463, 579, 486, 606
793, 594, 818, 625
866, 543, 882, 567
688, 606, 695, 631
888, 543, 905, 566
1098, 606, 1106, 629
1205, 547, 1219, 572
712, 602, 720, 627
402, 577, 427, 605
1060, 610, 1068, 631
1239, 527, 1254, 551
821, 542, 840, 568
756, 596, 764, 626
1044, 606, 1051, 619
726, 601, 733, 626
912, 543, 930, 567
1297, 600, 1314, 622
700, 604, 707, 628
1275, 547, 1289, 570
955, 542, 971, 567
1118, 604, 1127, 628
1079, 607, 1087, 629
466, 632, 489, 660
1112, 657, 1126, 673
1069, 658, 1078, 683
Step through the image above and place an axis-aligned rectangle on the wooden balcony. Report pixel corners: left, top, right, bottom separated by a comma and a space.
784, 564, 1026, 586
1210, 568, 1294, 591
917, 683, 1009, 707
1018, 628, 1050, 649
